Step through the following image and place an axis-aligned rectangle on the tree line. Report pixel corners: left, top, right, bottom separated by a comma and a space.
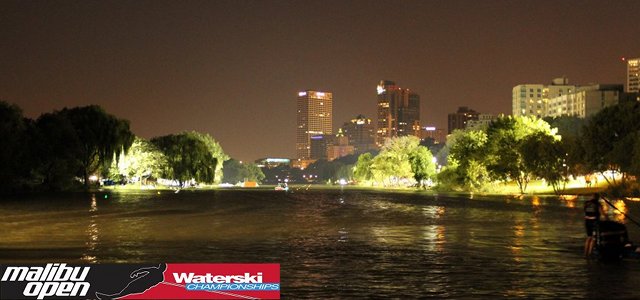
342, 101, 640, 195
0, 101, 229, 192
436, 101, 640, 194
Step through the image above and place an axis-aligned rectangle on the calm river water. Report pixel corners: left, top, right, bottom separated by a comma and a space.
1, 188, 640, 298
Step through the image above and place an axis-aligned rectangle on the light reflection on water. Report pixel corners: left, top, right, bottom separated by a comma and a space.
1, 190, 640, 298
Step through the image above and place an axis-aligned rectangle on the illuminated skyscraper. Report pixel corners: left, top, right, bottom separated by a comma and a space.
296, 90, 333, 160
376, 80, 420, 146
627, 58, 640, 93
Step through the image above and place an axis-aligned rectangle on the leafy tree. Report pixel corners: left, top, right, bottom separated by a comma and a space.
31, 112, 83, 190
521, 132, 566, 194
442, 129, 489, 191
408, 146, 436, 188
353, 153, 374, 183
545, 116, 587, 176
223, 159, 265, 184
187, 131, 228, 183
370, 136, 420, 186
484, 115, 556, 193
152, 131, 228, 186
631, 136, 640, 179
244, 163, 266, 183
336, 164, 354, 182
222, 159, 244, 183
306, 159, 345, 183
581, 101, 640, 185
0, 101, 29, 191
109, 137, 169, 184
60, 106, 134, 189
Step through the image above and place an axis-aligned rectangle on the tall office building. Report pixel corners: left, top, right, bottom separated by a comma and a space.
513, 78, 623, 119
309, 134, 333, 160
512, 77, 574, 117
296, 90, 333, 160
376, 80, 420, 147
547, 84, 623, 118
341, 115, 376, 154
627, 58, 640, 93
447, 106, 479, 134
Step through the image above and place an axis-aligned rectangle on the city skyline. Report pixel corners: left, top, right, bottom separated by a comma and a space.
1, 0, 639, 161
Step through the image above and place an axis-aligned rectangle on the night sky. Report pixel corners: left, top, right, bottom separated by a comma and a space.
2, 0, 639, 161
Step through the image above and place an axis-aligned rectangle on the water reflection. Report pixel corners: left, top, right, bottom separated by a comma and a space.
421, 224, 446, 252
604, 199, 628, 223
560, 195, 577, 208
531, 196, 541, 207
2, 190, 640, 298
510, 223, 525, 261
82, 194, 100, 263
338, 228, 348, 242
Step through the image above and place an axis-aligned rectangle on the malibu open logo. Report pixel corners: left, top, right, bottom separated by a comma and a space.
1, 263, 90, 299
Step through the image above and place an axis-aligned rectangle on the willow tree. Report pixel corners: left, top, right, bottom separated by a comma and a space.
152, 131, 228, 186
110, 137, 170, 184
353, 152, 374, 183
60, 106, 134, 189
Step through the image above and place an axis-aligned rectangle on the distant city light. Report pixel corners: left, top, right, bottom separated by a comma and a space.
316, 92, 325, 97
299, 91, 307, 96
265, 158, 290, 163
425, 127, 436, 131
377, 85, 385, 95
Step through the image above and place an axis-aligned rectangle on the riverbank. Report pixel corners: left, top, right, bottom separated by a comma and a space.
1, 178, 616, 199
99, 179, 609, 197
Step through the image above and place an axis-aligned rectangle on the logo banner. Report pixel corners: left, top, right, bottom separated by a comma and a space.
0, 263, 280, 299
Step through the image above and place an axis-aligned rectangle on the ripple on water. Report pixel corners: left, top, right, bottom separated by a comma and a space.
1, 190, 640, 298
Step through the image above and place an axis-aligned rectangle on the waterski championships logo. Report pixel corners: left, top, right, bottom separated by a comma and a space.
1, 263, 280, 299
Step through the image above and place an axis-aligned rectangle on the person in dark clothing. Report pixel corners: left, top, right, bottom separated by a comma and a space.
584, 193, 605, 256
